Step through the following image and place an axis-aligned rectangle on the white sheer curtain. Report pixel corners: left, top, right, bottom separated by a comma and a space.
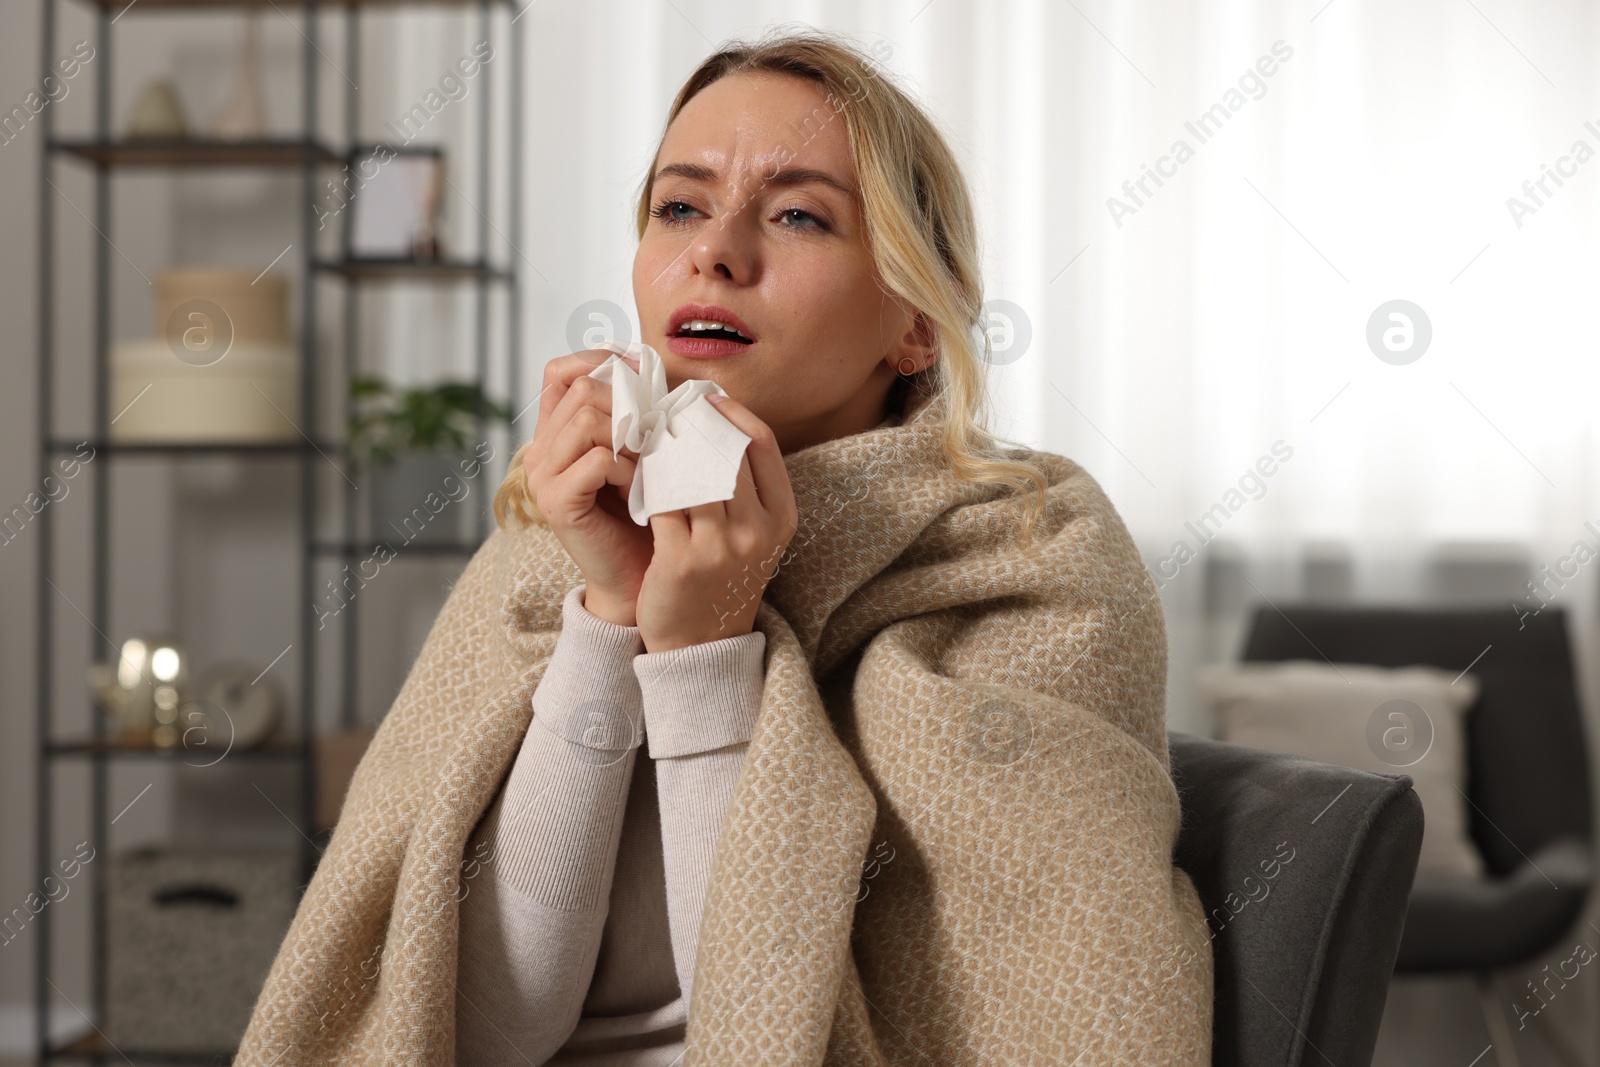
381, 0, 1600, 734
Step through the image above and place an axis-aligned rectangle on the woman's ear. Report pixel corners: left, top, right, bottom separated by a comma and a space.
887, 310, 938, 374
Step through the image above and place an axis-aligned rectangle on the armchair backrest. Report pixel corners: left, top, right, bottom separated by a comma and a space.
1239, 605, 1590, 876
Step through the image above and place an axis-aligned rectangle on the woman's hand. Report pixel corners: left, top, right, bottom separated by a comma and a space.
635, 395, 798, 653
522, 350, 652, 627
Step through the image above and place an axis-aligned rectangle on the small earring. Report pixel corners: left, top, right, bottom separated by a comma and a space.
897, 356, 919, 376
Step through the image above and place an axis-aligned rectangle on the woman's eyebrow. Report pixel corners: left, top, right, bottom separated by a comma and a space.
654, 161, 855, 198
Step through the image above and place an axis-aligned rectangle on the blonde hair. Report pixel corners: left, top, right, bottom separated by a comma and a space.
495, 25, 1050, 544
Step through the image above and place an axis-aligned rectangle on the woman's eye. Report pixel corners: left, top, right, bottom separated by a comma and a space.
650, 198, 825, 232
776, 207, 825, 231
649, 198, 701, 225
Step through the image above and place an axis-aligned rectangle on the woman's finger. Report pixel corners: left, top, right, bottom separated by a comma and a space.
536, 396, 616, 483
709, 395, 793, 531
534, 350, 641, 466
537, 349, 622, 427
682, 494, 728, 539
720, 450, 761, 528
545, 445, 634, 522
647, 506, 690, 555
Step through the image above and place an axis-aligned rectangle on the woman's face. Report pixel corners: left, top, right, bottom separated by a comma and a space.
633, 71, 934, 456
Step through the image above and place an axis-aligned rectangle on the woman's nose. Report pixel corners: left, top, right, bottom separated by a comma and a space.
684, 210, 756, 282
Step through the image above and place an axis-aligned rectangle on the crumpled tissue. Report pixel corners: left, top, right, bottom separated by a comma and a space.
586, 339, 753, 525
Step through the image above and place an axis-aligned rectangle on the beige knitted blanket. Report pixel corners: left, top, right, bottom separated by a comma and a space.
235, 392, 1213, 1065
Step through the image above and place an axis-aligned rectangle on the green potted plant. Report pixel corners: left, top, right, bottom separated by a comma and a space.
347, 375, 512, 546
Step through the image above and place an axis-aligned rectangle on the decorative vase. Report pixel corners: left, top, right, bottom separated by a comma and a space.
126, 80, 189, 139
368, 451, 472, 547
209, 11, 268, 141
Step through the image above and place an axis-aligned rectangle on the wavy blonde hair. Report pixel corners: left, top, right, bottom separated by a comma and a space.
494, 24, 1050, 544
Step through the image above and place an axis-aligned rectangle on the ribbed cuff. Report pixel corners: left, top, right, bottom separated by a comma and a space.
632, 631, 766, 759
531, 584, 646, 749
568, 582, 644, 653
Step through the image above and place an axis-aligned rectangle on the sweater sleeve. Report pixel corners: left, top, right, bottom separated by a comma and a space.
454, 583, 645, 1066
632, 629, 766, 1009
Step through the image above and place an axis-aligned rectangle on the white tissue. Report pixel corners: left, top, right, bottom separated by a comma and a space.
585, 340, 754, 525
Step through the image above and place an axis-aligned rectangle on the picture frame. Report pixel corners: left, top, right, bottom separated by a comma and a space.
341, 144, 446, 262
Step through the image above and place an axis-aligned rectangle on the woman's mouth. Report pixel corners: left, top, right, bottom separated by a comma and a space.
666, 321, 757, 359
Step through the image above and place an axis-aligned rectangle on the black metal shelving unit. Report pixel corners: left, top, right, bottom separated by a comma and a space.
34, 0, 524, 1060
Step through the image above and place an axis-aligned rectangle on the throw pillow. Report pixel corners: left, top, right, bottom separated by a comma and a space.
1195, 659, 1484, 880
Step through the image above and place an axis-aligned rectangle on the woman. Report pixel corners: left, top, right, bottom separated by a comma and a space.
237, 26, 1212, 1066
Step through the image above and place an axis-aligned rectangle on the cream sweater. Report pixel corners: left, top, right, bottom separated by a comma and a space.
454, 583, 767, 1065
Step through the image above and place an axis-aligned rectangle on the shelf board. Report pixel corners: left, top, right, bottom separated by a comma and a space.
85, 0, 513, 9
48, 736, 306, 758
47, 438, 344, 456
312, 538, 485, 556
52, 137, 340, 167
52, 1029, 236, 1061
315, 258, 512, 282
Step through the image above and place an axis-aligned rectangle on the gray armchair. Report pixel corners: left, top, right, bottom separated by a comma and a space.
1170, 730, 1425, 1066
1238, 605, 1595, 1067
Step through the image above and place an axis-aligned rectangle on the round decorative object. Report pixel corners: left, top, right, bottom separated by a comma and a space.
105, 267, 299, 444
110, 339, 299, 443
155, 267, 289, 345
190, 660, 283, 753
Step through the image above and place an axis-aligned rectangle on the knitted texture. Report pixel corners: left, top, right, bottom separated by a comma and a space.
234, 388, 1213, 1065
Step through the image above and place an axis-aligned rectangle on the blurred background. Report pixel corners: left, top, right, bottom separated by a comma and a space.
1, 0, 1597, 1064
